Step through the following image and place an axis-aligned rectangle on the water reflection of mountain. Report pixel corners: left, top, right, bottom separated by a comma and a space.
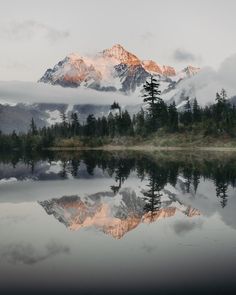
1, 151, 236, 210
2, 151, 236, 232
39, 186, 200, 239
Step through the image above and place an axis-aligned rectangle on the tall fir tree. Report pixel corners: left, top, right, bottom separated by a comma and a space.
142, 75, 163, 131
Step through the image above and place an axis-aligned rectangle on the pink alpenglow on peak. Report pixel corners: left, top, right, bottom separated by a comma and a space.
39, 44, 200, 93
102, 44, 141, 66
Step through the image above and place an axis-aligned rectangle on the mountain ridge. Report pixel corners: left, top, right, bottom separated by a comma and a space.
39, 44, 200, 93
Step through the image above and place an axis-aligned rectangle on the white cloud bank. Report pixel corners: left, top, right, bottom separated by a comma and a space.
0, 81, 140, 106
173, 53, 236, 106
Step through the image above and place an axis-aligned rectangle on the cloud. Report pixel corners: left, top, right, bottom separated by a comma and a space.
0, 20, 69, 43
217, 53, 236, 88
140, 32, 155, 41
0, 81, 141, 106
0, 60, 29, 70
1, 241, 70, 265
173, 48, 200, 63
170, 53, 236, 106
173, 220, 203, 236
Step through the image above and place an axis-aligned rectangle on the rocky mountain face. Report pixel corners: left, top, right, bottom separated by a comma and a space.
39, 187, 200, 239
39, 44, 200, 94
0, 102, 142, 133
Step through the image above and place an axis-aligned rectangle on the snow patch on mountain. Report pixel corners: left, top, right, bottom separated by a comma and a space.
39, 44, 200, 94
45, 109, 62, 125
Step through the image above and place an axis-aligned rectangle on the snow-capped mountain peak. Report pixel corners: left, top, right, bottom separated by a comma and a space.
182, 65, 200, 77
102, 43, 141, 66
142, 60, 163, 75
39, 44, 200, 94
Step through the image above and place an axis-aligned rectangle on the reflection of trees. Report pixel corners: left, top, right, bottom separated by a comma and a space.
11, 154, 19, 168
60, 160, 67, 178
2, 150, 236, 208
193, 170, 200, 194
110, 158, 134, 194
82, 152, 97, 175
215, 166, 229, 208
167, 162, 179, 187
70, 159, 80, 177
142, 164, 169, 219
216, 181, 228, 208
143, 175, 162, 217
183, 166, 192, 193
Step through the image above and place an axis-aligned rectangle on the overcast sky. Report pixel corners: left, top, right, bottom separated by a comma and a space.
0, 0, 236, 81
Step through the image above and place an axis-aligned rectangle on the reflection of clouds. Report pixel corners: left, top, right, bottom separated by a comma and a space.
142, 243, 156, 254
173, 220, 203, 236
1, 242, 70, 265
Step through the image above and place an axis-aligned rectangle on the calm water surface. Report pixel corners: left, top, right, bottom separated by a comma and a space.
0, 151, 236, 294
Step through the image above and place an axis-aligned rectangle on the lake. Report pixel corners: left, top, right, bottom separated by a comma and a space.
0, 150, 236, 294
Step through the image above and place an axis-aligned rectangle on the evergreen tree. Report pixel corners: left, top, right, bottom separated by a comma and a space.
156, 99, 168, 128
107, 113, 115, 137
11, 130, 21, 150
71, 112, 80, 136
135, 108, 146, 135
192, 98, 201, 123
85, 114, 96, 136
110, 101, 121, 117
61, 111, 67, 125
101, 116, 108, 136
168, 101, 178, 131
142, 75, 163, 131
214, 89, 230, 132
60, 111, 68, 137
181, 98, 192, 126
30, 118, 38, 135
120, 110, 133, 136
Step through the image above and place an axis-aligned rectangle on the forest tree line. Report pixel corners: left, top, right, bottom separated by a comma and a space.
1, 76, 236, 151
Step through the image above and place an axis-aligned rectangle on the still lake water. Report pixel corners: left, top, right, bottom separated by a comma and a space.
0, 150, 236, 294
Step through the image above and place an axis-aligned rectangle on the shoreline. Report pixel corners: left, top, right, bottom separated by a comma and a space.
46, 145, 236, 152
